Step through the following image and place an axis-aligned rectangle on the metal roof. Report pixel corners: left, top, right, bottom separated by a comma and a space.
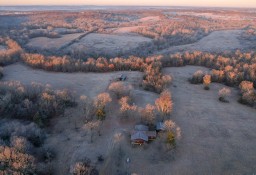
131, 131, 148, 141
156, 122, 165, 131
135, 124, 149, 131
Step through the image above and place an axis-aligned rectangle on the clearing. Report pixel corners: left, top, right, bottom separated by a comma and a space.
2, 63, 256, 174
26, 33, 84, 51
111, 26, 144, 34
68, 33, 152, 56
138, 16, 161, 22
157, 30, 243, 54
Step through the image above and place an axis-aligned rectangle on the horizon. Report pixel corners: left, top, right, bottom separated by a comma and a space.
1, 4, 256, 10
1, 0, 256, 8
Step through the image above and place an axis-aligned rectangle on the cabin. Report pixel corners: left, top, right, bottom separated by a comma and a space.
131, 124, 156, 145
118, 74, 127, 81
131, 131, 148, 145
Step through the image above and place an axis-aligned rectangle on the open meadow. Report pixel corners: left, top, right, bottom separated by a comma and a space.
0, 6, 255, 175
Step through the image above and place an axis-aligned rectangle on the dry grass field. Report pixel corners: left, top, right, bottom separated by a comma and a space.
2, 64, 256, 175
68, 33, 152, 56
157, 30, 243, 54
26, 33, 84, 51
0, 7, 255, 175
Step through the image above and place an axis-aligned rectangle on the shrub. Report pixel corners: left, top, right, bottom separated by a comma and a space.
190, 70, 204, 84
108, 82, 132, 99
218, 87, 231, 102
0, 81, 76, 126
239, 90, 256, 107
70, 158, 98, 175
239, 81, 254, 94
238, 81, 256, 107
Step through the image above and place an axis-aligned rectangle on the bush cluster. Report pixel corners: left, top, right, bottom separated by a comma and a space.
0, 81, 76, 126
0, 38, 22, 66
164, 51, 256, 87
239, 81, 256, 107
142, 61, 172, 93
0, 120, 53, 175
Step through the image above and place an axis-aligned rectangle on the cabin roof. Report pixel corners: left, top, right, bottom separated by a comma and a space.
135, 124, 149, 131
131, 131, 148, 141
156, 122, 165, 131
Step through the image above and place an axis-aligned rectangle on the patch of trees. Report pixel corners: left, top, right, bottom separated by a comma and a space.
108, 82, 132, 99
22, 49, 256, 94
80, 93, 112, 143
238, 81, 256, 107
0, 38, 22, 66
142, 61, 172, 93
164, 51, 256, 88
0, 120, 54, 175
70, 157, 98, 175
119, 96, 137, 119
0, 81, 76, 126
28, 29, 61, 39
22, 53, 146, 72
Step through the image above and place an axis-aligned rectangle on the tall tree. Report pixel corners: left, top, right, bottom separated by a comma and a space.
155, 90, 173, 120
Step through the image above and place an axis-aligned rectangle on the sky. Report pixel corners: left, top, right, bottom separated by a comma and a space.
1, 0, 256, 8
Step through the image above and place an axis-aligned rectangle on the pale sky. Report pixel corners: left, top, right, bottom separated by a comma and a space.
1, 0, 256, 8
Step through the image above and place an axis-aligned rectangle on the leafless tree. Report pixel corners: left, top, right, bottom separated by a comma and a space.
80, 95, 95, 121
155, 90, 173, 120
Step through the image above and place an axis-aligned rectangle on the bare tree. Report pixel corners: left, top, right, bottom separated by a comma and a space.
155, 90, 173, 120
94, 93, 112, 120
203, 74, 211, 90
164, 120, 181, 146
80, 95, 95, 121
119, 96, 137, 119
140, 104, 156, 125
108, 82, 132, 99
190, 70, 204, 84
84, 121, 100, 143
70, 158, 98, 175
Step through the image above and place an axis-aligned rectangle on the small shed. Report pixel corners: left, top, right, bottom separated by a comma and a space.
156, 122, 165, 132
118, 74, 127, 81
